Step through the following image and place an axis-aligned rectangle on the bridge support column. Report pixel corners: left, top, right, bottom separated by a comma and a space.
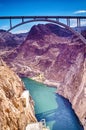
56, 18, 59, 22
77, 18, 81, 33
77, 18, 80, 27
10, 18, 12, 29
67, 18, 70, 26
22, 17, 24, 23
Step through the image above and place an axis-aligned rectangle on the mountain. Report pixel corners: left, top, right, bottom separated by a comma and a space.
2, 23, 86, 129
0, 59, 37, 130
0, 29, 27, 48
0, 30, 27, 58
4, 24, 84, 78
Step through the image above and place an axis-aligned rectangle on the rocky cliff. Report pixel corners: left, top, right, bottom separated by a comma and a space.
2, 23, 86, 129
0, 59, 37, 130
58, 47, 86, 129
0, 30, 27, 59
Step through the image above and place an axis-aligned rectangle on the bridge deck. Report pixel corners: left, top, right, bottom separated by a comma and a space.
0, 16, 86, 19
0, 16, 86, 44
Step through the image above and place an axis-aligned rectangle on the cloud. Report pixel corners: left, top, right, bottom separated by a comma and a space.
74, 10, 86, 14
12, 29, 28, 34
1, 25, 9, 30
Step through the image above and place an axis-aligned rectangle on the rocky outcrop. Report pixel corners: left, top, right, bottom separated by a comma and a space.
1, 24, 86, 129
0, 59, 37, 130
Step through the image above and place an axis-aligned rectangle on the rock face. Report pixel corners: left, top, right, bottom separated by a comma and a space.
4, 24, 73, 77
0, 30, 27, 58
58, 49, 86, 129
0, 59, 37, 130
1, 24, 86, 129
0, 30, 27, 48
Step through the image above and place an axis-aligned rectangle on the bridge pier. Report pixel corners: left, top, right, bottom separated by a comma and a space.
67, 18, 70, 26
22, 17, 24, 23
77, 18, 81, 33
77, 18, 80, 27
10, 18, 12, 28
56, 18, 59, 22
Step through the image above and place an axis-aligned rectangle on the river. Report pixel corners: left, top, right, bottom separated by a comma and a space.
22, 78, 84, 130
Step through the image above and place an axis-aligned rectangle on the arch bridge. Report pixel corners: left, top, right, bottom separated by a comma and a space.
0, 16, 86, 43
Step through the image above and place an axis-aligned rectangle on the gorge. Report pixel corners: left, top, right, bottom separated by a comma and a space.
0, 23, 86, 130
22, 77, 84, 130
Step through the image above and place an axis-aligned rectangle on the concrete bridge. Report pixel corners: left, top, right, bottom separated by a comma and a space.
0, 16, 86, 31
0, 16, 86, 43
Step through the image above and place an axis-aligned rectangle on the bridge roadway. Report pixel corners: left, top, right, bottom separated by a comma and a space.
0, 16, 86, 29
0, 16, 86, 44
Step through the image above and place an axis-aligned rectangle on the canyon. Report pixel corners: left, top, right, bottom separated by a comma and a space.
0, 23, 86, 129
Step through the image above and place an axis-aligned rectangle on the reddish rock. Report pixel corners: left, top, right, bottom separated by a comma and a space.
1, 23, 86, 129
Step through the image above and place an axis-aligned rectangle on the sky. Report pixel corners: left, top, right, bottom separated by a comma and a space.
0, 0, 86, 33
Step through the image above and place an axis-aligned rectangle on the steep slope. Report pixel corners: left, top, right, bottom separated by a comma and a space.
4, 24, 85, 80
4, 24, 73, 76
0, 59, 37, 130
2, 23, 86, 129
0, 30, 27, 58
58, 50, 86, 129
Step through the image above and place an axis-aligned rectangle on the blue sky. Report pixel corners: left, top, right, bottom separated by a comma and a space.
0, 0, 86, 33
0, 0, 86, 16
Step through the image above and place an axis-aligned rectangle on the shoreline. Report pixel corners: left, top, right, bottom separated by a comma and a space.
22, 77, 84, 130
21, 76, 84, 130
21, 76, 60, 89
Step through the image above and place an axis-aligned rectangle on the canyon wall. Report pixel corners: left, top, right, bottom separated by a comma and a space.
0, 59, 37, 130
1, 24, 86, 129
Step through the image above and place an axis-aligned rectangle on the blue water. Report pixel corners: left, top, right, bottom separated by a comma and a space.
22, 78, 84, 130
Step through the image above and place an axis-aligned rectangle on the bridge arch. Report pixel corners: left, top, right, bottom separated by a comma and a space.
1, 19, 86, 43
8, 19, 78, 35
